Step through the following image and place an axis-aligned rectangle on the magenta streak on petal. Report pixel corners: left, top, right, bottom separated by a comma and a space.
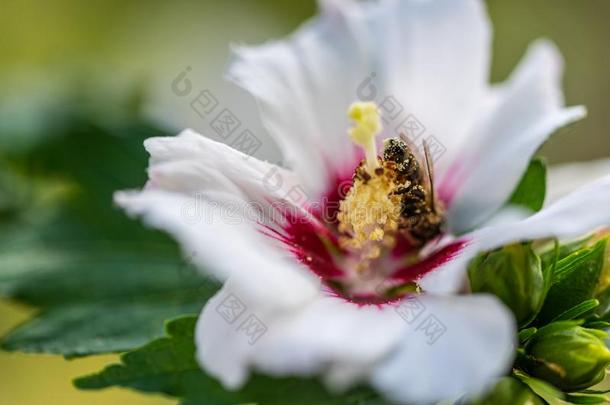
283, 221, 344, 279
390, 239, 470, 282
438, 159, 467, 207
257, 201, 345, 279
390, 233, 416, 258
323, 284, 408, 307
314, 149, 364, 226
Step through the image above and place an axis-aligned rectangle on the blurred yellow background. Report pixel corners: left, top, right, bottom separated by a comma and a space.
1, 0, 609, 404
0, 300, 171, 404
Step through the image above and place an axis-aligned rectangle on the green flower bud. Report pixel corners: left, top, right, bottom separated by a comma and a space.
523, 322, 610, 391
469, 244, 545, 326
468, 377, 544, 405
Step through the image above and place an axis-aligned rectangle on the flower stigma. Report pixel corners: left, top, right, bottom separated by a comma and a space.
347, 101, 382, 173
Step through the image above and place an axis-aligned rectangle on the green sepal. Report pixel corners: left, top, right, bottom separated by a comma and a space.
550, 299, 600, 322
536, 239, 607, 325
538, 235, 593, 272
565, 392, 610, 404
513, 370, 565, 404
518, 327, 538, 344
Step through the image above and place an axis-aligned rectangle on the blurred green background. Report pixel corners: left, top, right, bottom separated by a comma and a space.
1, 0, 609, 404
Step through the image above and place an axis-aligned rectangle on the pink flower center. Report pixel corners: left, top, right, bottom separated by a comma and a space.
261, 160, 467, 306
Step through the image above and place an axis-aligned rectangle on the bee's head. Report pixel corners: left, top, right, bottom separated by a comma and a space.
383, 138, 409, 163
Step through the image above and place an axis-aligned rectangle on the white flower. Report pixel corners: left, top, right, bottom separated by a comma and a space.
115, 0, 610, 403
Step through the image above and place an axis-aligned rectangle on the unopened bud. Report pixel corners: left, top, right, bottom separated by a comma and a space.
468, 244, 544, 326
523, 322, 610, 391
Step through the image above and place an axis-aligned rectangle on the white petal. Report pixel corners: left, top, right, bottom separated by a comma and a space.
547, 158, 610, 203
115, 188, 318, 309
197, 282, 406, 389
197, 285, 515, 404
381, 0, 491, 166
371, 294, 516, 405
445, 40, 586, 233
115, 130, 317, 301
228, 3, 373, 195
477, 174, 610, 249
228, 0, 492, 195
249, 299, 404, 384
116, 129, 321, 305
144, 129, 302, 203
423, 175, 610, 294
418, 240, 479, 295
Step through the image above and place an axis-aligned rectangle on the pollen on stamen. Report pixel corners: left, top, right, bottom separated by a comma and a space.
337, 162, 402, 254
338, 102, 406, 261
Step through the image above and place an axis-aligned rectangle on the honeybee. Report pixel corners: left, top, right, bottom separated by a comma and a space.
383, 135, 445, 246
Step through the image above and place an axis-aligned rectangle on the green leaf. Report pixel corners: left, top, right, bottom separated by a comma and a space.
564, 393, 610, 404
536, 240, 607, 325
75, 316, 380, 405
513, 370, 565, 405
0, 115, 219, 357
518, 327, 538, 344
583, 321, 610, 329
508, 158, 547, 212
551, 299, 600, 322
466, 377, 544, 405
593, 287, 610, 318
582, 389, 610, 394
538, 236, 593, 272
0, 233, 218, 358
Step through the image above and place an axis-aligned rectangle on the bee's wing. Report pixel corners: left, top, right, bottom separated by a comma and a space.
398, 133, 435, 207
422, 140, 438, 213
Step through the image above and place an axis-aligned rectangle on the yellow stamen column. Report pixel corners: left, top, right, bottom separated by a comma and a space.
339, 101, 401, 259
348, 102, 382, 174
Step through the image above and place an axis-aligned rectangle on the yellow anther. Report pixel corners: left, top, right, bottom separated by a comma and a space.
337, 161, 401, 252
348, 102, 382, 173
